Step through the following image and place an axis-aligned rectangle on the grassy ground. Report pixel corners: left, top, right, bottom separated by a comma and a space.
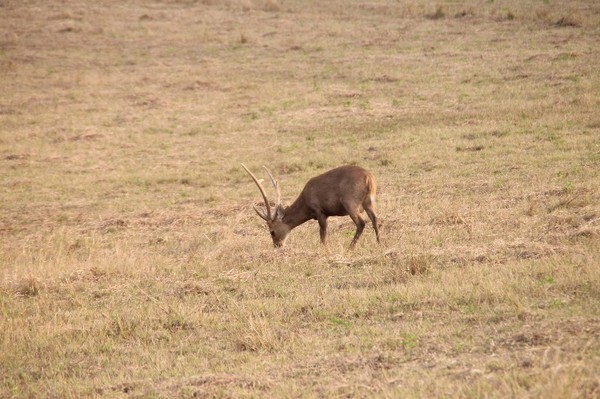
1, 0, 600, 397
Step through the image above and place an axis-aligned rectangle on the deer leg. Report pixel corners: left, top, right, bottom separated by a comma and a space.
364, 206, 380, 243
316, 213, 328, 245
348, 212, 366, 248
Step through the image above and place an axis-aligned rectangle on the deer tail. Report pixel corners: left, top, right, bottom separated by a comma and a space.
365, 172, 377, 210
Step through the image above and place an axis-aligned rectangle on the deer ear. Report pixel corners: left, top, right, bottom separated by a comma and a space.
275, 205, 285, 220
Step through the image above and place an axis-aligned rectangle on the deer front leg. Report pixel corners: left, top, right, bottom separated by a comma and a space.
317, 214, 328, 245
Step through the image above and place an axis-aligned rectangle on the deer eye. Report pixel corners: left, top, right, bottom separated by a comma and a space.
270, 231, 275, 237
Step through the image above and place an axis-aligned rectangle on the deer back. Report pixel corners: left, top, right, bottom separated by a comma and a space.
298, 166, 375, 217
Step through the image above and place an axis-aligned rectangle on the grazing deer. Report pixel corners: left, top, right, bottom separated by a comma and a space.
241, 164, 380, 248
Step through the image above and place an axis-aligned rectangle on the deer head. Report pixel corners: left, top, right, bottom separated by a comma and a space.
241, 163, 290, 247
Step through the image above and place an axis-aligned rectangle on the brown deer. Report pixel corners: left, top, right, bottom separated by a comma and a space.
241, 164, 380, 248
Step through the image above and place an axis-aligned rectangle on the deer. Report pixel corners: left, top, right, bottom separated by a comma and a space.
241, 163, 380, 248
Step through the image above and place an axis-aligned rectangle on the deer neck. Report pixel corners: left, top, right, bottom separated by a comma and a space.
282, 198, 312, 230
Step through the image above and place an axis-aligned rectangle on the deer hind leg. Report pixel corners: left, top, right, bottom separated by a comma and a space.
347, 210, 366, 248
362, 197, 380, 243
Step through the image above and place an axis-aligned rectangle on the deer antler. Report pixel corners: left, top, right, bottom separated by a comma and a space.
262, 166, 281, 208
241, 163, 272, 221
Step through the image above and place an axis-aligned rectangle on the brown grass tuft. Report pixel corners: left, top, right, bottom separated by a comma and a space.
406, 254, 433, 276
425, 6, 445, 20
555, 15, 581, 27
11, 277, 41, 297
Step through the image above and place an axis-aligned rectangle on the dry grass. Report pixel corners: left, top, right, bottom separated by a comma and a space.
1, 0, 600, 397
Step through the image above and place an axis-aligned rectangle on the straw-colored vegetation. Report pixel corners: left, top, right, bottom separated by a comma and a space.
1, 0, 599, 397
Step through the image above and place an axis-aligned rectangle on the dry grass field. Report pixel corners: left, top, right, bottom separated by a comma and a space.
1, 0, 600, 397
